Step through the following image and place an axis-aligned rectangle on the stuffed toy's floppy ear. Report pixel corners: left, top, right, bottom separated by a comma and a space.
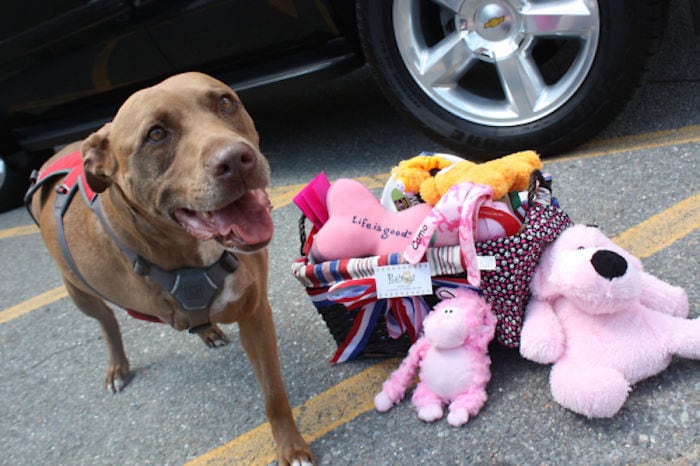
638, 271, 689, 318
81, 123, 115, 193
528, 240, 561, 301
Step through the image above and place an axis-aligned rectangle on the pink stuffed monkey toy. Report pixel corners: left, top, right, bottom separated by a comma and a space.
374, 287, 497, 426
519, 224, 698, 418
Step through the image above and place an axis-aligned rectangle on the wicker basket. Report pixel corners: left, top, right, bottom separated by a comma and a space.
291, 172, 573, 363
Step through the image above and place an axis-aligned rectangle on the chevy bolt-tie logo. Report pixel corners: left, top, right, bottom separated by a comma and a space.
484, 16, 505, 29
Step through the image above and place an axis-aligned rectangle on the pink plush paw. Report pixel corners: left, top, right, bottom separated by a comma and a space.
519, 325, 564, 364
446, 408, 469, 426
550, 365, 631, 418
417, 404, 444, 422
374, 391, 394, 412
519, 299, 564, 364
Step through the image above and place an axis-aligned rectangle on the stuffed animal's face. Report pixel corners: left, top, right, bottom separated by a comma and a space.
423, 291, 494, 349
424, 303, 470, 349
531, 225, 644, 314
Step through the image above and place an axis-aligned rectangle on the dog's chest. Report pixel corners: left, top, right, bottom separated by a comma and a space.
210, 273, 247, 309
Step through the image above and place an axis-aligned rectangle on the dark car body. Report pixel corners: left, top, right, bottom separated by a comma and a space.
0, 0, 359, 156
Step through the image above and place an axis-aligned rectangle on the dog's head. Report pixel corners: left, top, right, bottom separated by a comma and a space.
81, 72, 272, 252
530, 224, 643, 314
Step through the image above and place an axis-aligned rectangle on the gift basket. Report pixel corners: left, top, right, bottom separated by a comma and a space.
291, 152, 573, 363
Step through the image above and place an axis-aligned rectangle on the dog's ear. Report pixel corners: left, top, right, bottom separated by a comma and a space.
81, 123, 115, 193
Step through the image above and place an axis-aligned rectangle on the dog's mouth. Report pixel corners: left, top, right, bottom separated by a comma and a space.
172, 189, 273, 251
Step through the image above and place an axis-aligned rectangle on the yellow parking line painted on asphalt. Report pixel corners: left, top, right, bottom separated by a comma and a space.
613, 192, 700, 259
0, 224, 38, 240
268, 182, 309, 210
558, 124, 700, 162
354, 173, 392, 190
187, 359, 399, 466
0, 285, 68, 324
186, 197, 700, 465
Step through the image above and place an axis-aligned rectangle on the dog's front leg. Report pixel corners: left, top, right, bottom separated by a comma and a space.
237, 300, 314, 466
64, 281, 130, 393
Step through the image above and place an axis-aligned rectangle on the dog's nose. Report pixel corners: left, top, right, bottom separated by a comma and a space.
590, 250, 628, 280
207, 142, 256, 181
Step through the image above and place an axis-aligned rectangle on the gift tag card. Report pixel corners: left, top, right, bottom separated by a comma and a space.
477, 255, 497, 271
375, 262, 433, 299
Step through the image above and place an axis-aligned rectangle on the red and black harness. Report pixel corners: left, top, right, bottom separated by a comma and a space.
24, 150, 238, 332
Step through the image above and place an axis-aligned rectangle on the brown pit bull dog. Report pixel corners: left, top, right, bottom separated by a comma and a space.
26, 72, 314, 465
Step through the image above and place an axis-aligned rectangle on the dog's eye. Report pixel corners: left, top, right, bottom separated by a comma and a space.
147, 126, 167, 143
219, 95, 237, 113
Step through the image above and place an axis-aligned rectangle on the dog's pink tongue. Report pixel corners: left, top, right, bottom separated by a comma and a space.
212, 189, 273, 246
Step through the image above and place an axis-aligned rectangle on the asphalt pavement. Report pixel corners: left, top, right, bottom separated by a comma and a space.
1, 3, 699, 465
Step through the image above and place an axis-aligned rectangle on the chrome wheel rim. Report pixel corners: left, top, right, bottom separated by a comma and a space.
393, 0, 600, 126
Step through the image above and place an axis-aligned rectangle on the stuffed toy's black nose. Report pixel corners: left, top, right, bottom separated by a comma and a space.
591, 250, 628, 280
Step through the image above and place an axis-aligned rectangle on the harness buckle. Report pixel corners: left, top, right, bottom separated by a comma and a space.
170, 269, 218, 311
219, 251, 239, 273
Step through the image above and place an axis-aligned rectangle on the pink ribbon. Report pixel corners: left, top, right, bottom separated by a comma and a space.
403, 182, 494, 286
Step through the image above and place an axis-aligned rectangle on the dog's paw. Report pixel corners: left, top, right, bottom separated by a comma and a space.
195, 324, 230, 348
105, 364, 130, 393
278, 446, 315, 466
290, 460, 315, 466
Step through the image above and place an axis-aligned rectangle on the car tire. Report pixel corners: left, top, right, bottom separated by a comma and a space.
0, 156, 35, 213
357, 0, 667, 160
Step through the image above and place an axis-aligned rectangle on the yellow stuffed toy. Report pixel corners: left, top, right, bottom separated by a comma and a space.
391, 151, 543, 206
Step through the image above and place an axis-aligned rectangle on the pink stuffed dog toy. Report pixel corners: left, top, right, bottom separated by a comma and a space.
374, 287, 497, 426
519, 224, 698, 418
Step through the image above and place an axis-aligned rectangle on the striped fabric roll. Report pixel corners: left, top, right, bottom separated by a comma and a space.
291, 245, 467, 289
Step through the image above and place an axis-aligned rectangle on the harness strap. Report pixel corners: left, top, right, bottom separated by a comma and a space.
92, 196, 239, 330
53, 182, 106, 298
25, 151, 97, 224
